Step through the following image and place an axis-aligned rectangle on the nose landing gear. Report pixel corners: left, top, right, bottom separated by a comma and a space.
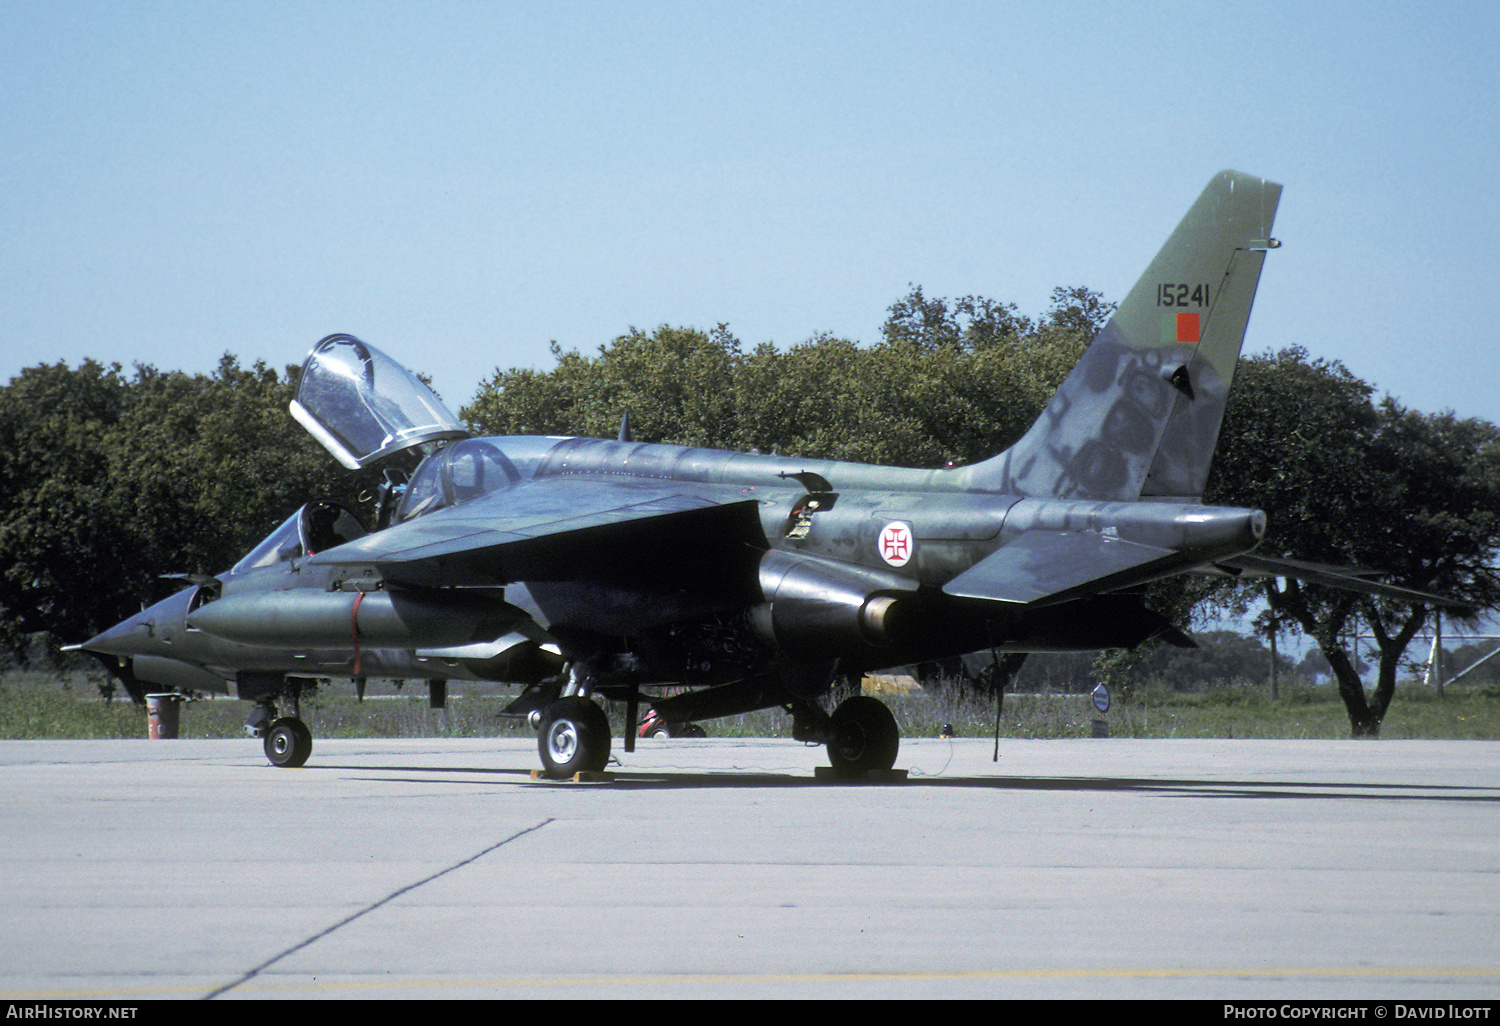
246, 684, 313, 769
264, 717, 313, 768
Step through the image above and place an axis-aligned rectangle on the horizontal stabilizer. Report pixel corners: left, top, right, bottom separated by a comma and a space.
1216, 554, 1472, 609
941, 532, 1179, 607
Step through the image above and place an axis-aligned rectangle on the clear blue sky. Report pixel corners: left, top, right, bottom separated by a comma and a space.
4, 0, 1498, 425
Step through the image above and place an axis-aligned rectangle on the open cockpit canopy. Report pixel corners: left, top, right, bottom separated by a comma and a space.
291, 334, 470, 469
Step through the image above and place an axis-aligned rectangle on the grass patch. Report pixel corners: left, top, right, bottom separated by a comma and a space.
0, 673, 147, 739
2, 670, 1497, 741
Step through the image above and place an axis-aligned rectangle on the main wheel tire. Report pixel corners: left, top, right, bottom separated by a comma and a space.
264, 717, 313, 768
827, 696, 899, 775
538, 697, 611, 775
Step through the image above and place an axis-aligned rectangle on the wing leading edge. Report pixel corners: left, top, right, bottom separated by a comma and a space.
311, 478, 768, 589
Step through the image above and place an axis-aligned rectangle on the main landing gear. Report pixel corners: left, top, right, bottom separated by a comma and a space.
537, 696, 612, 776
825, 696, 900, 775
532, 693, 898, 777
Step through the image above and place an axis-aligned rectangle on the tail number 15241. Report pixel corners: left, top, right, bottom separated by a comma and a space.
1156, 283, 1210, 308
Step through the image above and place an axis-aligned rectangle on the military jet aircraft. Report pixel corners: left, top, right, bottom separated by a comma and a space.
76, 170, 1450, 777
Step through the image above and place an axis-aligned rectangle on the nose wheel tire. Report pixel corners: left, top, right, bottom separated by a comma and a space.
264, 717, 313, 768
539, 697, 611, 775
827, 696, 899, 775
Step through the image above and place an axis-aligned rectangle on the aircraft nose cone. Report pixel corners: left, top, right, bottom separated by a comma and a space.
77, 588, 195, 658
78, 616, 154, 658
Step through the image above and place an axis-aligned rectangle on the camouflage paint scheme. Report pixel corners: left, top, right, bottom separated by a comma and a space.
78, 172, 1449, 776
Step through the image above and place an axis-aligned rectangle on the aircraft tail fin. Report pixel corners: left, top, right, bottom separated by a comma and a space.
962, 171, 1282, 501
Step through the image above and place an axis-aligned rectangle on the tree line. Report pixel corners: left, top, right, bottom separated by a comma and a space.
0, 355, 376, 662
3, 287, 1497, 736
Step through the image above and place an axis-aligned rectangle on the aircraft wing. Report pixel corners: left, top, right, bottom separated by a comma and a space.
940, 532, 1181, 607
309, 478, 768, 589
1214, 553, 1472, 609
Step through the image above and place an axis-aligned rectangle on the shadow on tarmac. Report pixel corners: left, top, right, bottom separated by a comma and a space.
303, 762, 1500, 802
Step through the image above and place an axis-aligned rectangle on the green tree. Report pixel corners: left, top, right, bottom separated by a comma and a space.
873, 285, 1104, 465
0, 361, 134, 660
104, 356, 368, 581
881, 285, 1032, 352
1203, 347, 1500, 735
463, 286, 1103, 470
463, 325, 742, 446
0, 356, 358, 663
731, 334, 906, 461
1132, 630, 1295, 690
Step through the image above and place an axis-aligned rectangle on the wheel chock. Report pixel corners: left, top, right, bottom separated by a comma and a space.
529, 769, 616, 782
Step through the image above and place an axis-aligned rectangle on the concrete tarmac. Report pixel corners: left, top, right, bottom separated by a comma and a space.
1, 734, 1498, 1001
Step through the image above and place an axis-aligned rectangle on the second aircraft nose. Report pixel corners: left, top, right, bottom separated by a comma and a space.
75, 586, 196, 659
